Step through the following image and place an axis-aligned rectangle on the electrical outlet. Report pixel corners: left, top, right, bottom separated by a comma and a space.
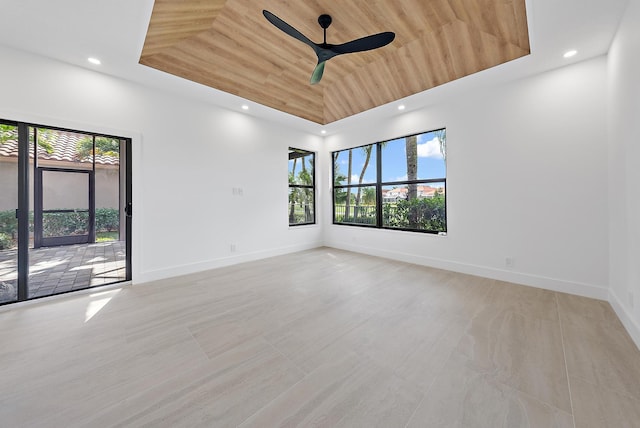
230, 243, 237, 253
505, 257, 514, 268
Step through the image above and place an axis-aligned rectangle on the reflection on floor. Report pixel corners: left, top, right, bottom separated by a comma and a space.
0, 241, 125, 303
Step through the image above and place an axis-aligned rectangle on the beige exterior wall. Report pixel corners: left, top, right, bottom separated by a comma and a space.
0, 158, 19, 211
0, 159, 119, 212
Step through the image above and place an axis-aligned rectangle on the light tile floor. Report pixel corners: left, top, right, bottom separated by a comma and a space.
0, 241, 126, 303
0, 248, 638, 427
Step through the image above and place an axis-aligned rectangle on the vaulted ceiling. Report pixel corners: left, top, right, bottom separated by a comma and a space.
140, 0, 530, 125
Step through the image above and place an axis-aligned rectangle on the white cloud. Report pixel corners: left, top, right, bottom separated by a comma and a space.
351, 174, 360, 183
417, 137, 443, 159
396, 174, 408, 181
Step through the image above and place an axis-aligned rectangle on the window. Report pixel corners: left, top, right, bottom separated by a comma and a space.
333, 143, 377, 226
332, 129, 446, 234
288, 148, 315, 225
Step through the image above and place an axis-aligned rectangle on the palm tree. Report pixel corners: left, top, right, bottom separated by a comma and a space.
353, 144, 372, 219
434, 129, 446, 161
344, 149, 353, 221
300, 156, 312, 221
288, 157, 298, 223
333, 153, 347, 212
406, 135, 418, 228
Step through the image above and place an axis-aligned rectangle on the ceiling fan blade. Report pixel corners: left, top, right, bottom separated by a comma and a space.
310, 61, 326, 85
263, 10, 317, 51
332, 32, 395, 55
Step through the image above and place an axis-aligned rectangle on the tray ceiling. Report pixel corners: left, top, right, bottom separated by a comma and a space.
140, 0, 530, 125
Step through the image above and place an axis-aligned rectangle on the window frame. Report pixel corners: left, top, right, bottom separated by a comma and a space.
288, 147, 316, 226
332, 129, 447, 234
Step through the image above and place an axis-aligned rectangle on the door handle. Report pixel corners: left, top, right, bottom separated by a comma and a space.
125, 202, 132, 217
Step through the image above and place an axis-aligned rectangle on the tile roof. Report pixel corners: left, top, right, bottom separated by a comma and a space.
381, 185, 446, 198
0, 129, 119, 166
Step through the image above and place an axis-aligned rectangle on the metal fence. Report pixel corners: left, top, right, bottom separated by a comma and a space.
334, 205, 377, 225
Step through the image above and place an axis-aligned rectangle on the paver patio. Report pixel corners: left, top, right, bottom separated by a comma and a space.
0, 241, 126, 304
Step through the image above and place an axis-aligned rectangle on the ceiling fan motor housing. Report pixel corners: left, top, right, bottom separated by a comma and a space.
318, 14, 332, 29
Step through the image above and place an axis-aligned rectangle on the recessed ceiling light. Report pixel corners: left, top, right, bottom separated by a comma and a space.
563, 50, 577, 59
241, 105, 249, 110
398, 104, 406, 111
320, 130, 327, 135
88, 57, 101, 65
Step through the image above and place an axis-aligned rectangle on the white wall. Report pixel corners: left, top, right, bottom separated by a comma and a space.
0, 46, 323, 283
323, 56, 610, 299
608, 0, 640, 347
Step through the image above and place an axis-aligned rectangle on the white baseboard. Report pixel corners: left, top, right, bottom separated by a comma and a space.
136, 241, 323, 284
609, 289, 640, 351
324, 241, 609, 300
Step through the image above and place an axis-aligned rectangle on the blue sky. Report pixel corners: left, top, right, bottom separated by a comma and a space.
334, 130, 446, 184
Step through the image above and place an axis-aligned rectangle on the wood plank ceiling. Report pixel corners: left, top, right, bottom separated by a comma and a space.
140, 0, 530, 125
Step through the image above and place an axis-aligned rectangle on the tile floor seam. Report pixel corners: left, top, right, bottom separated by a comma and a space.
555, 292, 577, 428
403, 389, 426, 427
185, 325, 215, 362
447, 344, 572, 416
263, 335, 308, 377
497, 376, 575, 417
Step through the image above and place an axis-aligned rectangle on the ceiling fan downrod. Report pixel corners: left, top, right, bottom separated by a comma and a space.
318, 14, 332, 46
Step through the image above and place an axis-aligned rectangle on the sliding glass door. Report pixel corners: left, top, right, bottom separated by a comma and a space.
0, 120, 132, 304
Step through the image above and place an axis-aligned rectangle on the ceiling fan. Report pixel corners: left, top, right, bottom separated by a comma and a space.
263, 10, 395, 85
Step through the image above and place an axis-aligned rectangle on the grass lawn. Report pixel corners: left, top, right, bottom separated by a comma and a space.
96, 231, 119, 242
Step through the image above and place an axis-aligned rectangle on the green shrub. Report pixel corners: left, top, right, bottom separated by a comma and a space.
0, 208, 119, 238
42, 211, 89, 237
382, 196, 446, 232
0, 232, 14, 250
95, 208, 119, 232
0, 210, 18, 237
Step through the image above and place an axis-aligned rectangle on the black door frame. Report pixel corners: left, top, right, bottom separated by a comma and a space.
17, 122, 29, 301
124, 137, 132, 281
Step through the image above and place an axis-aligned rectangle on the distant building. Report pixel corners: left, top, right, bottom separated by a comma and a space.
381, 185, 445, 203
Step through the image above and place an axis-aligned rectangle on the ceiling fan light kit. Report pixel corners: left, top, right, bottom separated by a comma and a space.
263, 10, 395, 85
